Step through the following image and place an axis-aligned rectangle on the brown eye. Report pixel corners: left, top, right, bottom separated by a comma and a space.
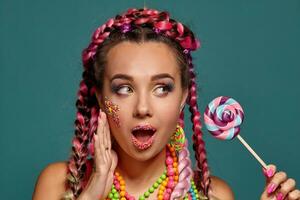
153, 84, 174, 96
117, 86, 132, 95
111, 84, 133, 95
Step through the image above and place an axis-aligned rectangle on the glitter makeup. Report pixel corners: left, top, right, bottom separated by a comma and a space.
104, 96, 121, 127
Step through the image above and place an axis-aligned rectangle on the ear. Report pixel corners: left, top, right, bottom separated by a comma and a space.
180, 88, 189, 112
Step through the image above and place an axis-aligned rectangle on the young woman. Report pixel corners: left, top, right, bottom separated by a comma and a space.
33, 8, 299, 200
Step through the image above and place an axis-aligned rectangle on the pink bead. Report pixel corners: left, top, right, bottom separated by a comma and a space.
167, 166, 174, 174
167, 169, 174, 176
165, 156, 173, 165
163, 193, 170, 200
115, 183, 120, 189
166, 188, 172, 193
167, 180, 175, 189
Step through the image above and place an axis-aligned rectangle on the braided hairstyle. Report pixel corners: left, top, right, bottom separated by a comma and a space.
64, 8, 211, 199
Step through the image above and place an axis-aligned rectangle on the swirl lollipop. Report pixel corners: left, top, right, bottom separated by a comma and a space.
204, 96, 267, 169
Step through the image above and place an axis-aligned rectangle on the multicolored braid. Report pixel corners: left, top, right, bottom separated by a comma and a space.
187, 53, 211, 195
64, 7, 211, 199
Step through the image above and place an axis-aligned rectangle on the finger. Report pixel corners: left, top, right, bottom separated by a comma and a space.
262, 164, 277, 179
93, 134, 103, 169
109, 150, 118, 173
94, 115, 105, 170
102, 112, 109, 150
276, 178, 296, 200
266, 171, 288, 195
287, 189, 300, 200
103, 112, 112, 150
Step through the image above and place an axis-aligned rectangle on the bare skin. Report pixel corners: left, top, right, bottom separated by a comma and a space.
33, 42, 299, 200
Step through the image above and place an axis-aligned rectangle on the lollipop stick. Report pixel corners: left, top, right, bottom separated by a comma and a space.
237, 135, 267, 169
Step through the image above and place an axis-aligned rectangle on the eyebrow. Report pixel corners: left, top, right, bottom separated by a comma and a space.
110, 73, 175, 82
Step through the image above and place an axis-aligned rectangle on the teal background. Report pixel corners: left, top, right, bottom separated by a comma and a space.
1, 0, 299, 199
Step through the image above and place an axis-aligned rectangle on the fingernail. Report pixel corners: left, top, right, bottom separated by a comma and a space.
267, 168, 275, 178
276, 192, 284, 200
267, 183, 277, 194
263, 167, 275, 178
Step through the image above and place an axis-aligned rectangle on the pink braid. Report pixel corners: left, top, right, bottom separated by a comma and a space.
66, 79, 98, 197
187, 55, 211, 195
170, 141, 193, 199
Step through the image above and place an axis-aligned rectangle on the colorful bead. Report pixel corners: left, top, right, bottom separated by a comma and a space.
106, 145, 204, 200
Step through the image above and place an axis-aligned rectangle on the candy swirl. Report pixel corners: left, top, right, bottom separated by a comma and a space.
204, 96, 244, 140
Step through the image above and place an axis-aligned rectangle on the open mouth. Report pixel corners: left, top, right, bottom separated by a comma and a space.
131, 125, 156, 150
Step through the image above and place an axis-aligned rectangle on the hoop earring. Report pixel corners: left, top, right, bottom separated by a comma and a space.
169, 124, 186, 151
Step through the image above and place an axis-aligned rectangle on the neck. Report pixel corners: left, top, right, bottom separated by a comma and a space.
114, 145, 167, 192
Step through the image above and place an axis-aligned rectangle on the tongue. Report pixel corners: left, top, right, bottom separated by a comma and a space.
134, 131, 153, 142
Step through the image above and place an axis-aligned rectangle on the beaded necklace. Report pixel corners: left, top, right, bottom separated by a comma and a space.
106, 144, 202, 200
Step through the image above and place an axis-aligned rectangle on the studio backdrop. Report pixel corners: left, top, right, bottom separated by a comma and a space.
0, 0, 299, 199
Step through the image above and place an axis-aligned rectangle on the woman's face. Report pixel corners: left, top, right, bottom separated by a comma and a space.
97, 41, 188, 161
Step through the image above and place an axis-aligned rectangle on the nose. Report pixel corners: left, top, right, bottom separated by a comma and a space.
133, 92, 153, 118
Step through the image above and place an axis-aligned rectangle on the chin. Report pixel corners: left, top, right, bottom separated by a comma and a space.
129, 143, 165, 162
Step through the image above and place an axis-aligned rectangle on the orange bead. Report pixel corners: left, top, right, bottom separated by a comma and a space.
121, 197, 126, 200
120, 191, 126, 197
158, 194, 163, 200
174, 175, 179, 181
115, 172, 120, 176
173, 162, 178, 167
120, 185, 125, 190
120, 180, 125, 185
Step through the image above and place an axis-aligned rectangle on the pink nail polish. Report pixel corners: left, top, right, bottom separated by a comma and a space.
267, 183, 276, 194
267, 168, 275, 178
276, 192, 284, 200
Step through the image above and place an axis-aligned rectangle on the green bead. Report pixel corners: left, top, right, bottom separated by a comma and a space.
112, 188, 117, 193
113, 193, 119, 198
139, 196, 145, 200
161, 174, 166, 179
153, 182, 159, 188
108, 193, 114, 198
144, 191, 150, 197
149, 187, 155, 193
157, 178, 162, 183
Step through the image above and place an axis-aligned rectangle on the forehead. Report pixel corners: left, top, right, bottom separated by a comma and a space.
105, 41, 180, 78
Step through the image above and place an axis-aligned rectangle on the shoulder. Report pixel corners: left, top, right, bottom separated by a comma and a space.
32, 162, 68, 200
208, 175, 235, 200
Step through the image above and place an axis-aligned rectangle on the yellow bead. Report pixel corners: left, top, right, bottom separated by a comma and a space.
121, 198, 126, 200
158, 194, 164, 200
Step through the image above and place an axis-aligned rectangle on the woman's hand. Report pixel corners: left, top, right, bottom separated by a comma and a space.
260, 164, 300, 200
79, 110, 118, 200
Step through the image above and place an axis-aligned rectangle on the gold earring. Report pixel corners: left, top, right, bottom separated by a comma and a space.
169, 124, 186, 151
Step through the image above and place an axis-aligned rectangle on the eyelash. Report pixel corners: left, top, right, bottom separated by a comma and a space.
111, 83, 174, 96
